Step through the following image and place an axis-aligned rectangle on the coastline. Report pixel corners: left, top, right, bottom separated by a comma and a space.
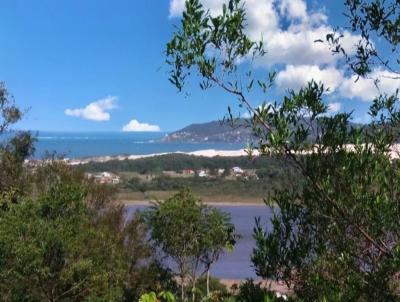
52, 143, 400, 166
66, 149, 256, 165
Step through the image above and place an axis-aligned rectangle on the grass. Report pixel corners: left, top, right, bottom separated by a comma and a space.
118, 190, 266, 204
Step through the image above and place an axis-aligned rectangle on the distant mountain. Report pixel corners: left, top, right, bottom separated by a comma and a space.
162, 118, 366, 143
161, 119, 256, 143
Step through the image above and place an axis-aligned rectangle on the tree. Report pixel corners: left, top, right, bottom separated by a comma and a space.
0, 84, 178, 301
34, 160, 178, 302
0, 82, 35, 202
0, 158, 177, 302
166, 0, 400, 300
0, 183, 125, 301
144, 188, 237, 302
0, 82, 22, 133
199, 205, 238, 297
327, 0, 399, 78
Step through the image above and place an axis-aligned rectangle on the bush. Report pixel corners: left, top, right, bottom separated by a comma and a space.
235, 280, 289, 302
235, 280, 266, 302
195, 275, 228, 298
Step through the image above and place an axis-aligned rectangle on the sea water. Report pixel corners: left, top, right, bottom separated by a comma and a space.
30, 131, 244, 159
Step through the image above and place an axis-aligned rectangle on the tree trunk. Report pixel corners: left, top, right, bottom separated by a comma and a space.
206, 269, 210, 296
192, 276, 197, 302
181, 275, 185, 302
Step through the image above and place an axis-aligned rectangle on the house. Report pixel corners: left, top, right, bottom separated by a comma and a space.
232, 166, 244, 175
197, 170, 208, 177
111, 175, 120, 184
92, 172, 121, 184
182, 169, 195, 175
217, 168, 226, 176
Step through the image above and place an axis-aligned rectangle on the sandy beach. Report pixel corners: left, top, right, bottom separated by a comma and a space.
67, 149, 257, 165
64, 143, 400, 166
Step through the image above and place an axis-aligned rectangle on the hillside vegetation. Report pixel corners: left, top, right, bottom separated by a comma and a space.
81, 154, 297, 203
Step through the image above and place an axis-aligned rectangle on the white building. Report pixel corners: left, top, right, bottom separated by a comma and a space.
198, 170, 208, 177
232, 166, 244, 175
93, 172, 120, 184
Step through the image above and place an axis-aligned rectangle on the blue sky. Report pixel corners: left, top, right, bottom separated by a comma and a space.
0, 0, 398, 132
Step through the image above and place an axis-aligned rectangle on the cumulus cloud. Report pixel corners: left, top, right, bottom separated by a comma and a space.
168, 0, 397, 103
65, 96, 117, 121
339, 69, 400, 101
257, 27, 359, 67
277, 66, 399, 100
276, 65, 343, 93
169, 0, 186, 18
242, 111, 251, 119
169, 0, 359, 67
170, 0, 224, 18
243, 0, 280, 39
122, 119, 161, 132
327, 102, 342, 113
279, 0, 307, 22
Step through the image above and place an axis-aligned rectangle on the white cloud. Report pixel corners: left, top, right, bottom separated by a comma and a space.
122, 119, 161, 132
65, 96, 117, 121
256, 26, 360, 67
242, 111, 251, 119
279, 0, 307, 21
168, 0, 397, 104
339, 69, 400, 101
244, 0, 280, 40
169, 0, 225, 18
327, 102, 342, 113
276, 65, 399, 101
276, 65, 343, 93
169, 0, 186, 18
169, 0, 360, 67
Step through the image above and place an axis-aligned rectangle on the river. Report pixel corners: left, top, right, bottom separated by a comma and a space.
126, 205, 274, 279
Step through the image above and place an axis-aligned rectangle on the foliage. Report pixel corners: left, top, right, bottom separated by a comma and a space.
235, 280, 266, 302
0, 159, 177, 301
195, 275, 228, 298
0, 183, 125, 301
0, 82, 35, 201
327, 0, 399, 78
81, 154, 286, 174
144, 188, 237, 302
125, 174, 288, 198
235, 280, 289, 302
0, 82, 22, 133
166, 0, 400, 300
139, 291, 176, 302
83, 153, 295, 199
0, 83, 177, 301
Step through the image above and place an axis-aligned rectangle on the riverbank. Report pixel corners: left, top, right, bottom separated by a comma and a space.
123, 200, 266, 206
219, 279, 291, 295
119, 191, 266, 206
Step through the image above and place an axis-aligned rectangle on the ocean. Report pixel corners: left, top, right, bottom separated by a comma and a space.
29, 131, 244, 159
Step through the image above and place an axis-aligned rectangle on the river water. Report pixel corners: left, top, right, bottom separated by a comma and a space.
126, 205, 274, 279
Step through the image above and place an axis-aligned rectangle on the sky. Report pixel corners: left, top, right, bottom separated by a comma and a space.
0, 0, 398, 132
